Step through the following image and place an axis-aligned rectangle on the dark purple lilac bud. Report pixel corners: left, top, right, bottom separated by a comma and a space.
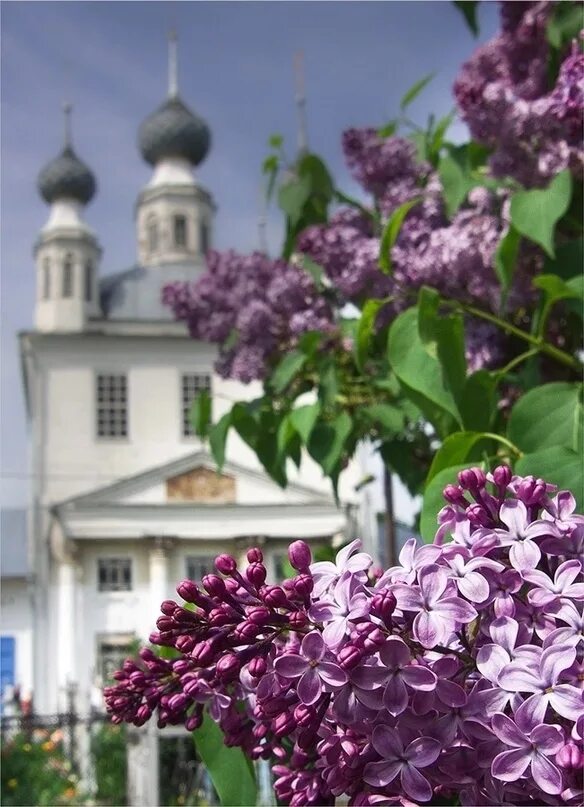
293, 704, 316, 728
215, 554, 237, 575
466, 503, 492, 527
288, 540, 312, 572
112, 670, 127, 681
172, 659, 191, 676
202, 574, 226, 597
216, 653, 240, 681
297, 726, 318, 751
247, 606, 272, 625
247, 547, 263, 563
253, 723, 268, 740
246, 562, 267, 587
185, 711, 203, 731
129, 670, 147, 687
137, 704, 152, 722
173, 607, 198, 625
192, 641, 215, 666
362, 628, 386, 651
139, 648, 158, 663
168, 693, 189, 713
292, 574, 314, 598
233, 621, 261, 642
160, 599, 177, 616
458, 467, 487, 493
176, 579, 200, 603
175, 635, 196, 653
224, 577, 239, 594
288, 611, 308, 630
516, 476, 547, 506
556, 742, 584, 770
492, 464, 512, 491
208, 607, 234, 626
371, 589, 396, 626
443, 484, 468, 507
262, 585, 289, 608
338, 645, 363, 670
248, 657, 267, 679
273, 711, 296, 737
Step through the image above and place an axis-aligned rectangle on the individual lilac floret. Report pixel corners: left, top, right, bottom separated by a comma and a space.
490, 713, 564, 795
309, 573, 370, 648
273, 631, 348, 705
392, 564, 477, 648
310, 539, 372, 597
378, 637, 437, 716
363, 725, 441, 802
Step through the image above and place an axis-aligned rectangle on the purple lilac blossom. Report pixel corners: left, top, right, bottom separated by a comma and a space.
105, 468, 584, 805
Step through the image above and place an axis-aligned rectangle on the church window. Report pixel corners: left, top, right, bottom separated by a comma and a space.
62, 254, 74, 297
97, 558, 132, 592
181, 373, 211, 437
186, 556, 216, 582
96, 634, 135, 683
84, 260, 93, 302
96, 373, 128, 438
147, 216, 158, 253
42, 258, 51, 299
200, 221, 209, 254
174, 215, 187, 248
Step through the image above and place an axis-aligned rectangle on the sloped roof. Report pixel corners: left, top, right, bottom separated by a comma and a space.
99, 262, 204, 321
1, 509, 28, 578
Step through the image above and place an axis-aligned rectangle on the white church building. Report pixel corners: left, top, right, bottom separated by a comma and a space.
14, 37, 373, 720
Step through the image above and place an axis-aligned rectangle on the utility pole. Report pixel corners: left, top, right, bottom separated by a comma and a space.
383, 466, 397, 567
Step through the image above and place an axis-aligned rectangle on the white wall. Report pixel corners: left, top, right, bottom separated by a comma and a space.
0, 578, 34, 699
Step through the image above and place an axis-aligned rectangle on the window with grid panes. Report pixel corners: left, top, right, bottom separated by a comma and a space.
97, 558, 132, 591
174, 215, 187, 247
96, 374, 128, 438
186, 556, 216, 581
181, 373, 211, 436
62, 254, 73, 297
96, 634, 135, 682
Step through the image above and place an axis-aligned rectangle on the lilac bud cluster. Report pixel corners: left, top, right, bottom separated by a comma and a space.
454, 1, 583, 188
106, 471, 584, 805
162, 250, 335, 382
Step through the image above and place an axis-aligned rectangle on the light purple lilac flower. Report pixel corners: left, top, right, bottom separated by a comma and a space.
273, 631, 347, 705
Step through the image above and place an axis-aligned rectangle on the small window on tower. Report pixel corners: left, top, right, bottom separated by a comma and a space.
147, 217, 158, 253
42, 258, 51, 299
181, 373, 211, 437
85, 260, 93, 302
62, 254, 74, 298
200, 221, 209, 255
174, 215, 187, 248
96, 373, 128, 438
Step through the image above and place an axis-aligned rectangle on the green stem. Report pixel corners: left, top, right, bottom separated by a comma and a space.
450, 301, 582, 372
495, 348, 541, 378
481, 433, 523, 457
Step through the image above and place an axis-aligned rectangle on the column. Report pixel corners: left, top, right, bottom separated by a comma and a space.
57, 559, 77, 707
149, 539, 170, 607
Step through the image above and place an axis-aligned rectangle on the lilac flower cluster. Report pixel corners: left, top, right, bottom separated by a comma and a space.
105, 469, 584, 806
454, 1, 583, 188
162, 250, 335, 382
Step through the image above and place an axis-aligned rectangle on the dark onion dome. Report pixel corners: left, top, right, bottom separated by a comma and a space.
37, 146, 97, 205
138, 96, 211, 167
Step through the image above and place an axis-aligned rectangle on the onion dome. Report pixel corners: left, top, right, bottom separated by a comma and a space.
37, 104, 96, 205
138, 30, 211, 168
138, 96, 211, 167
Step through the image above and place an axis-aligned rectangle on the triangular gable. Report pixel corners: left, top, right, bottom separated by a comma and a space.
54, 450, 333, 509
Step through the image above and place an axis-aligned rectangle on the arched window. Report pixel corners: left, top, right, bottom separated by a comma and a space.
147, 216, 158, 253
85, 260, 93, 302
42, 257, 51, 299
200, 221, 209, 255
174, 215, 187, 248
62, 254, 73, 298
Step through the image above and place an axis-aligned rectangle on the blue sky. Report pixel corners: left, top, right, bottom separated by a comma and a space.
0, 1, 499, 506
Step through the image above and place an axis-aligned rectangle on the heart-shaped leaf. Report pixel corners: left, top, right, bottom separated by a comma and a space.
509, 170, 572, 257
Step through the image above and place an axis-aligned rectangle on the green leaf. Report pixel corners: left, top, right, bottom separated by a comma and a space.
427, 431, 493, 484
420, 463, 477, 542
379, 198, 421, 274
194, 714, 257, 807
534, 273, 584, 305
546, 3, 583, 49
189, 389, 212, 437
459, 370, 497, 432
278, 174, 312, 227
308, 412, 353, 476
418, 286, 440, 358
494, 226, 521, 303
544, 238, 583, 281
356, 299, 384, 369
515, 447, 583, 508
271, 351, 307, 393
268, 133, 283, 149
429, 110, 457, 160
388, 307, 462, 428
436, 314, 467, 409
231, 403, 258, 450
297, 153, 335, 200
209, 413, 231, 469
439, 152, 473, 218
298, 255, 326, 289
453, 1, 480, 36
507, 382, 583, 454
361, 404, 405, 436
378, 120, 398, 138
509, 170, 572, 258
400, 73, 435, 111
290, 402, 321, 444
318, 364, 339, 410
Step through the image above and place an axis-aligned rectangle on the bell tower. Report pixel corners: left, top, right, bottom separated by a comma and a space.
34, 104, 102, 332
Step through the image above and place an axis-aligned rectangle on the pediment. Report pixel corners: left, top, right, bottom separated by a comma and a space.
166, 467, 235, 503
